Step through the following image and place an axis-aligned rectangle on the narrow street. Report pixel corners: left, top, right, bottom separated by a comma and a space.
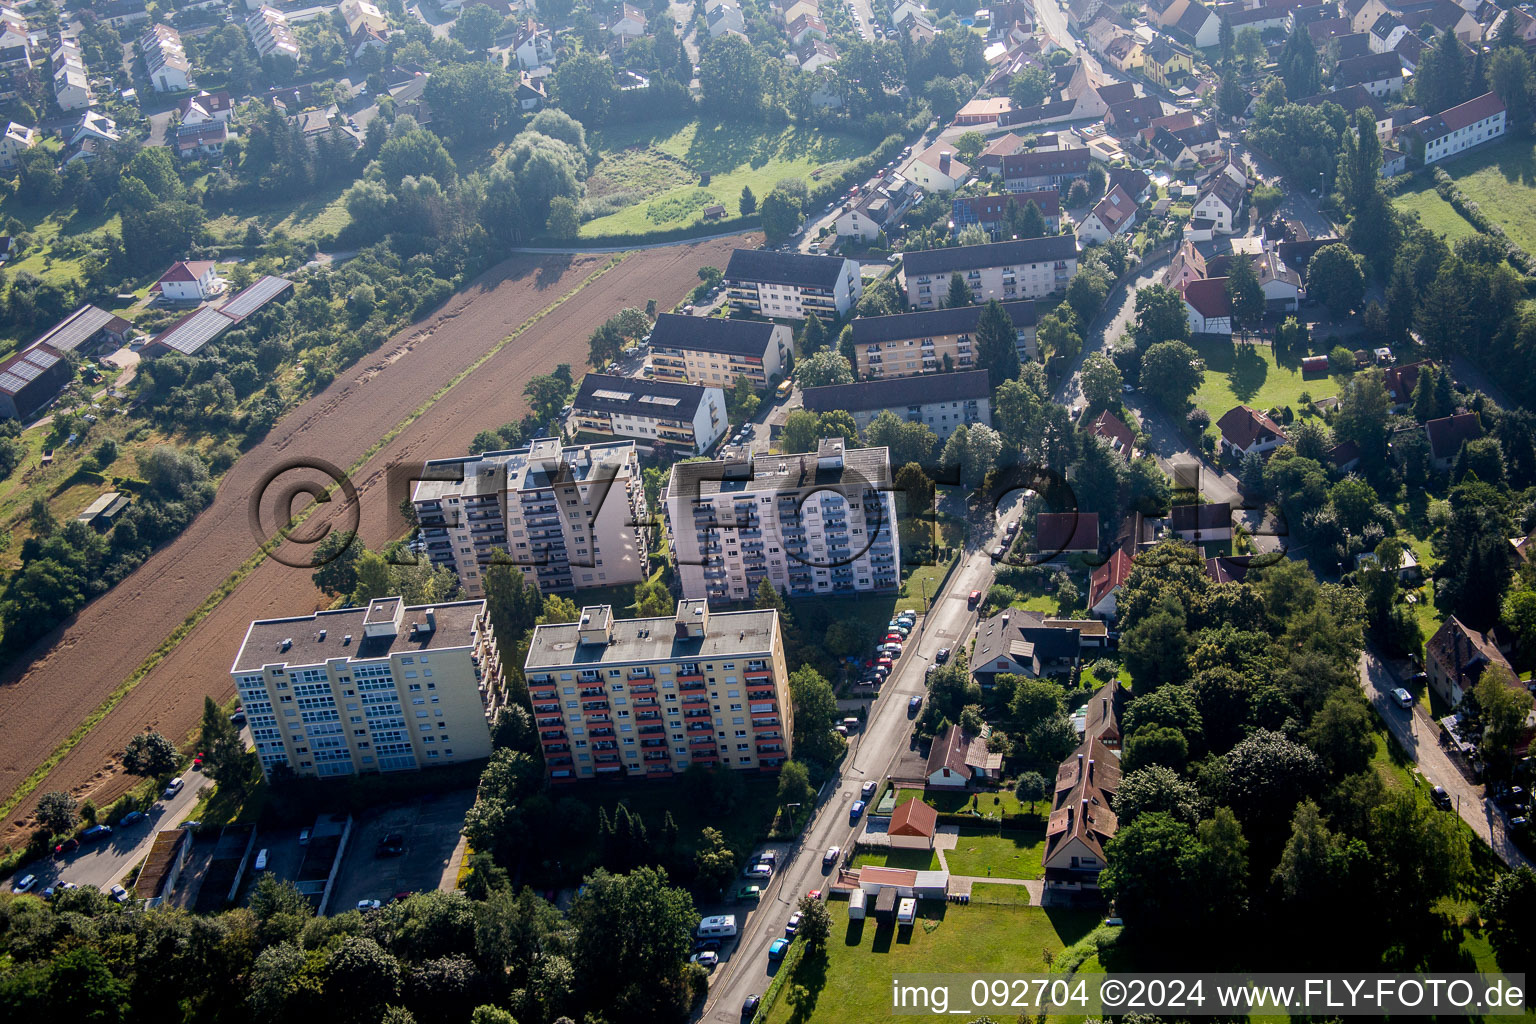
1357, 651, 1532, 871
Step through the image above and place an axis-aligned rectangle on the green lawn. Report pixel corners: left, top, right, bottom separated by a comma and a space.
1431, 136, 1536, 254
896, 515, 963, 613
942, 827, 1048, 880
851, 846, 941, 870
968, 881, 1033, 906
763, 901, 1102, 1024
205, 181, 353, 245
1392, 180, 1479, 244
580, 118, 870, 237
1192, 337, 1329, 434
896, 786, 1044, 819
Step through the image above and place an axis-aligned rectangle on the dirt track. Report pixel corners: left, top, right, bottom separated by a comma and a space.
0, 234, 755, 846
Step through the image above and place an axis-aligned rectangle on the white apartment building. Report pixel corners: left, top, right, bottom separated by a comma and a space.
723, 248, 863, 320
902, 235, 1079, 309
665, 438, 900, 603
413, 438, 649, 598
845, 301, 1039, 376
0, 120, 35, 171
1408, 91, 1506, 165
648, 313, 792, 388
230, 597, 499, 779
52, 39, 90, 111
247, 6, 301, 62
801, 369, 992, 441
524, 600, 794, 782
569, 373, 726, 455
142, 23, 194, 93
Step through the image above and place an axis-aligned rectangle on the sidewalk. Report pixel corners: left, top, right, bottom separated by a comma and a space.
933, 826, 1046, 903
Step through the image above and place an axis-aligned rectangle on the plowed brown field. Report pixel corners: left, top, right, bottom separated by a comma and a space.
0, 233, 756, 846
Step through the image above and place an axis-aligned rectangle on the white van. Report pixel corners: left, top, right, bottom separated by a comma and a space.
696, 914, 738, 938
254, 848, 269, 871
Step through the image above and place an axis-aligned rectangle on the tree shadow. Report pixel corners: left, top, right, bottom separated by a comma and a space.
1227, 344, 1269, 402
784, 948, 829, 1024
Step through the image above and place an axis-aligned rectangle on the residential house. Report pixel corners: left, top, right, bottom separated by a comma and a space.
512, 18, 553, 69
1066, 0, 1107, 29
971, 609, 1086, 683
0, 343, 72, 420
795, 38, 840, 72
705, 0, 745, 36
1104, 34, 1144, 72
1404, 91, 1506, 165
340, 0, 389, 35
801, 370, 991, 440
1426, 410, 1483, 469
1300, 85, 1392, 140
1384, 358, 1434, 409
723, 248, 862, 320
925, 723, 1003, 787
516, 70, 546, 109
1042, 736, 1121, 892
1084, 15, 1129, 54
248, 6, 301, 62
1425, 615, 1516, 706
1104, 95, 1166, 136
1397, 0, 1482, 44
1216, 404, 1287, 457
844, 301, 1039, 377
1162, 0, 1222, 46
177, 89, 233, 123
973, 132, 1026, 173
1164, 238, 1208, 291
610, 2, 647, 36
141, 23, 193, 92
1206, 247, 1303, 311
1078, 185, 1138, 244
155, 260, 225, 303
1089, 547, 1133, 618
1086, 409, 1134, 461
665, 439, 900, 602
787, 11, 826, 43
1332, 50, 1404, 96
647, 314, 792, 387
951, 191, 1062, 237
1079, 678, 1126, 748
1491, 4, 1536, 45
1192, 172, 1245, 234
52, 39, 90, 111
1108, 166, 1154, 202
902, 235, 1080, 309
1035, 511, 1100, 555
568, 374, 725, 455
907, 143, 971, 192
1140, 35, 1195, 89
1368, 12, 1410, 51
835, 176, 919, 242
780, 0, 820, 26
887, 799, 939, 850
174, 122, 229, 160
0, 120, 34, 171
1225, 4, 1291, 32
1001, 147, 1092, 191
97, 0, 150, 27
1182, 277, 1232, 332
1346, 0, 1394, 33
1171, 501, 1233, 542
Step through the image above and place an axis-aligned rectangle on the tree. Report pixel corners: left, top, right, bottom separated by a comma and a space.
777, 760, 813, 807
1306, 244, 1365, 317
1100, 812, 1201, 931
1370, 789, 1469, 920
1010, 198, 1047, 239
1123, 725, 1189, 772
728, 374, 760, 421
1488, 47, 1534, 135
1222, 728, 1323, 841
1481, 866, 1536, 970
1113, 765, 1201, 825
376, 128, 456, 189
1079, 353, 1122, 411
945, 271, 972, 308
975, 299, 1022, 387
795, 349, 854, 387
1225, 253, 1264, 334
954, 129, 987, 166
35, 790, 78, 835
1333, 369, 1391, 465
739, 185, 757, 215
1140, 341, 1202, 410
789, 666, 841, 762
700, 33, 764, 116
551, 51, 616, 125
1014, 770, 1047, 806
1008, 65, 1052, 108
424, 62, 515, 144
1414, 28, 1469, 114
311, 530, 363, 598
796, 893, 833, 950
1278, 22, 1321, 100
1473, 667, 1535, 780
546, 196, 580, 240
759, 187, 802, 244
46, 948, 128, 1024
1302, 688, 1375, 775
1120, 596, 1189, 690
1026, 714, 1079, 763
325, 937, 402, 1024
123, 731, 178, 778
801, 313, 827, 355
1133, 284, 1190, 348
567, 866, 698, 1018
200, 695, 248, 790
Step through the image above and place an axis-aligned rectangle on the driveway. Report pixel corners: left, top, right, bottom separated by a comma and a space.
1358, 650, 1532, 870
328, 788, 475, 912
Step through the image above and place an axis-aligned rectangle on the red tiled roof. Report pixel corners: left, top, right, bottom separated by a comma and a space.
1086, 408, 1134, 459
1037, 511, 1099, 552
157, 259, 215, 283
1383, 359, 1434, 404
1216, 404, 1286, 449
1089, 547, 1132, 608
1425, 411, 1483, 462
1182, 276, 1231, 318
889, 798, 938, 837
1412, 91, 1505, 143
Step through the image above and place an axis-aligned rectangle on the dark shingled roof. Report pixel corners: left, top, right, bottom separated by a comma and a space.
649, 313, 780, 358
1171, 501, 1232, 534
1333, 50, 1403, 88
1425, 411, 1483, 462
802, 370, 991, 415
573, 373, 713, 420
1001, 147, 1092, 181
724, 248, 850, 290
848, 301, 1037, 346
902, 234, 1078, 277
1036, 511, 1099, 552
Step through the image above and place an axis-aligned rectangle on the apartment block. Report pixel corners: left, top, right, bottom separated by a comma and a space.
845, 301, 1038, 378
1407, 91, 1506, 165
525, 600, 792, 781
802, 370, 991, 441
648, 313, 792, 389
723, 248, 863, 320
52, 38, 90, 112
247, 6, 301, 62
569, 373, 726, 455
230, 597, 499, 779
902, 235, 1079, 309
665, 438, 900, 602
141, 23, 193, 93
413, 438, 649, 598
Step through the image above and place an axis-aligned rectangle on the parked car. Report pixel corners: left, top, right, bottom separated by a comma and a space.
737, 884, 763, 901
744, 863, 773, 879
742, 994, 761, 1017
119, 811, 145, 826
109, 885, 129, 903
1430, 786, 1453, 810
377, 833, 406, 857
786, 912, 803, 936
690, 950, 719, 968
357, 899, 382, 911
768, 938, 791, 961
968, 590, 982, 607
163, 777, 184, 799
849, 800, 866, 822
1392, 687, 1414, 709
299, 828, 311, 846
935, 648, 950, 664
806, 889, 822, 901
254, 848, 269, 871
55, 838, 79, 856
822, 845, 840, 867
861, 780, 877, 800
81, 824, 112, 842
991, 545, 1006, 560
693, 938, 723, 953
909, 695, 922, 713
229, 709, 246, 725
12, 874, 36, 893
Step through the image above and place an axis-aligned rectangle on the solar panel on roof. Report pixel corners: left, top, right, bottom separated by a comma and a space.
637, 395, 681, 406
154, 307, 233, 355
592, 389, 634, 401
220, 274, 293, 320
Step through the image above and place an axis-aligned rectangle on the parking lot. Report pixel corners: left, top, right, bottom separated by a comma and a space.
329, 788, 474, 913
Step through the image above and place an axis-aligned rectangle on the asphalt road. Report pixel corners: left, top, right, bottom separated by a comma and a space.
699, 497, 1021, 1021
4, 766, 208, 897
1357, 652, 1533, 871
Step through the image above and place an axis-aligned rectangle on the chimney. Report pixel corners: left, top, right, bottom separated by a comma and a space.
1076, 752, 1084, 778
939, 151, 951, 172
1080, 797, 1089, 824
1102, 697, 1109, 718
1088, 758, 1095, 781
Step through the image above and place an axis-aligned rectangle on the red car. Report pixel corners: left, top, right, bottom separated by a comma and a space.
968, 590, 982, 608
54, 838, 79, 856
806, 889, 823, 901
192, 752, 205, 767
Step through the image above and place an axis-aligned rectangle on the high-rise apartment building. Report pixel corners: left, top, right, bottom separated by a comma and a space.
230, 597, 500, 779
525, 600, 792, 782
413, 438, 649, 597
665, 438, 900, 602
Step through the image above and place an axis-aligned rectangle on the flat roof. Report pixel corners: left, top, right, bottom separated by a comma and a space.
231, 598, 486, 672
526, 607, 779, 668
669, 444, 892, 500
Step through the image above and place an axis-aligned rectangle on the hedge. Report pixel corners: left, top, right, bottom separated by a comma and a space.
1430, 166, 1536, 275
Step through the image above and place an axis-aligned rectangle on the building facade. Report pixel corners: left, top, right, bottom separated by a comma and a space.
569, 373, 726, 455
1408, 91, 1506, 165
665, 438, 900, 602
525, 600, 793, 782
723, 249, 862, 320
902, 235, 1079, 309
845, 301, 1038, 377
801, 369, 992, 440
413, 439, 650, 598
648, 313, 792, 389
230, 597, 499, 779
